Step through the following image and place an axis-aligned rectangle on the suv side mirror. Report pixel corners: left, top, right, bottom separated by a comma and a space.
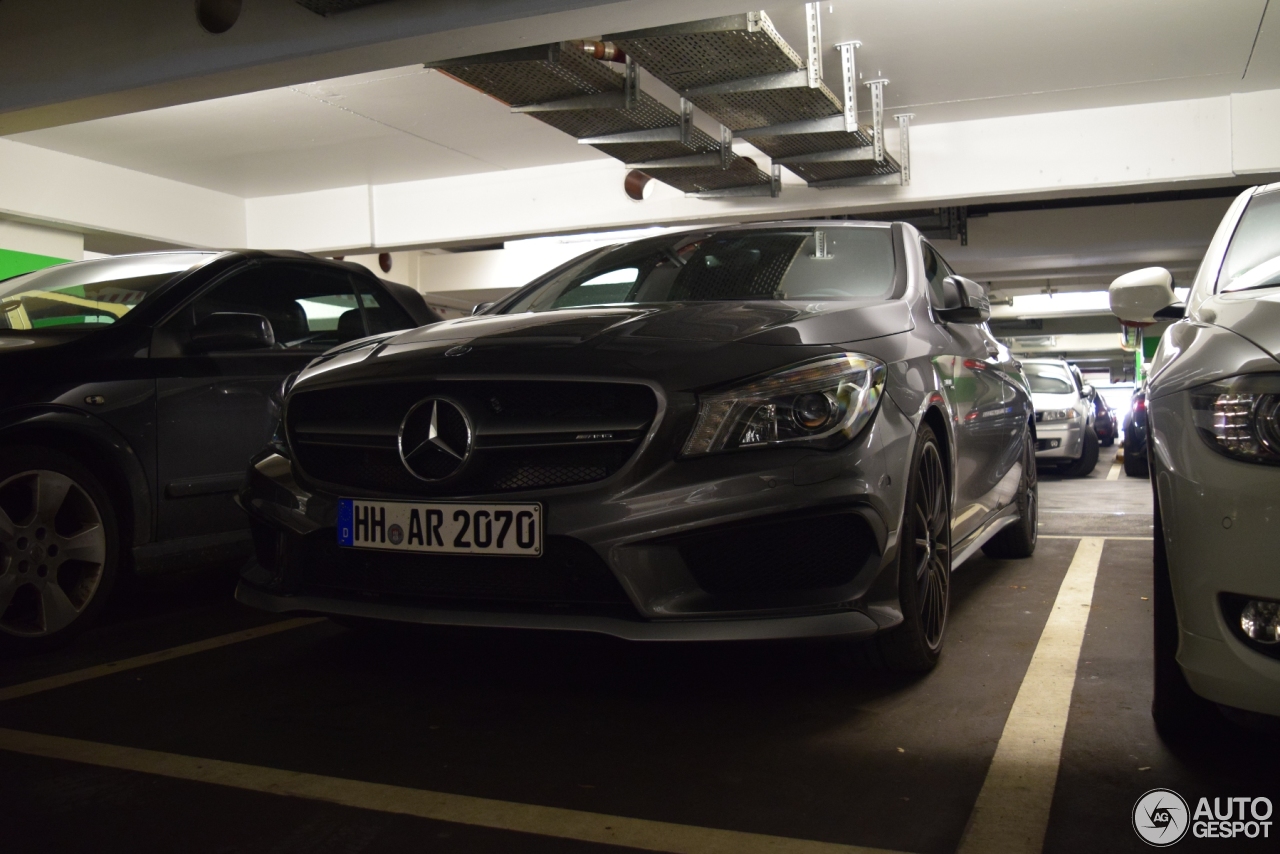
936, 276, 991, 324
188, 312, 276, 353
471, 302, 495, 316
1081, 383, 1095, 397
1109, 267, 1184, 323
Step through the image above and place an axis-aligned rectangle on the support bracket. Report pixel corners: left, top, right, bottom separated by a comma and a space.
624, 153, 722, 169
835, 41, 861, 132
895, 113, 914, 185
734, 114, 849, 138
805, 2, 823, 88
865, 78, 888, 162
720, 125, 733, 170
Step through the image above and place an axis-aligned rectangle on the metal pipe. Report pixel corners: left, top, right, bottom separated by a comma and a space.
564, 40, 628, 63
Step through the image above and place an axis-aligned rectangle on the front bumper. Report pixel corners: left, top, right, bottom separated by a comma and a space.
236, 399, 918, 640
1034, 421, 1083, 460
1153, 390, 1280, 716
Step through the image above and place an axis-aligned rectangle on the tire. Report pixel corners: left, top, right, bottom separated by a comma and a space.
982, 425, 1038, 559
1061, 428, 1099, 478
1151, 488, 1220, 741
857, 422, 951, 673
0, 447, 120, 653
1123, 441, 1150, 478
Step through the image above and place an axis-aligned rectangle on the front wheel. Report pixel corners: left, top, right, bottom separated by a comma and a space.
858, 422, 951, 673
0, 448, 120, 653
1062, 428, 1099, 478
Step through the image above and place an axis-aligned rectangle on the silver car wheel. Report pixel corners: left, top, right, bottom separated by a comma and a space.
912, 442, 950, 652
0, 469, 108, 637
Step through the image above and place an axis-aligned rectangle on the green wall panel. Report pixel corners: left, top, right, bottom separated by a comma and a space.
0, 248, 69, 281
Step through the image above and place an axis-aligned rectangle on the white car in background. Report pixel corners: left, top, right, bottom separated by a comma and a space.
1021, 357, 1098, 477
1110, 182, 1280, 737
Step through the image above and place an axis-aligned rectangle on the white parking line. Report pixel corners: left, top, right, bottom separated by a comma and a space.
1106, 461, 1122, 481
0, 618, 324, 703
957, 537, 1105, 854
0, 727, 906, 854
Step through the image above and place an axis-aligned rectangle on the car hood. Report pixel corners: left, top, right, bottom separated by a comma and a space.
295, 300, 913, 393
1201, 289, 1280, 360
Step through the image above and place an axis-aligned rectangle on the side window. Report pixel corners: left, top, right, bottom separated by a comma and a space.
352, 278, 416, 335
172, 265, 363, 353
552, 267, 640, 309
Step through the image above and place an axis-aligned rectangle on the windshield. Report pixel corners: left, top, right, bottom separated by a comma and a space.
1219, 188, 1280, 293
0, 253, 214, 331
1025, 364, 1076, 395
503, 226, 896, 314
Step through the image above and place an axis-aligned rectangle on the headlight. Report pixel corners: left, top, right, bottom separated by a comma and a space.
1038, 409, 1077, 423
682, 354, 885, 456
1190, 374, 1280, 465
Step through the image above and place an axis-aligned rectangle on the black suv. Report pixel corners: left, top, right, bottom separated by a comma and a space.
0, 250, 438, 650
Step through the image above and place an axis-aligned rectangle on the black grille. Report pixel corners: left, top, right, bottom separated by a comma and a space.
288, 380, 657, 496
676, 512, 879, 600
300, 534, 634, 611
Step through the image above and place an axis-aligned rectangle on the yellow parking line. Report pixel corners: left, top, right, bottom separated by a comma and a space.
957, 537, 1105, 854
1106, 461, 1122, 481
0, 618, 324, 703
0, 727, 904, 854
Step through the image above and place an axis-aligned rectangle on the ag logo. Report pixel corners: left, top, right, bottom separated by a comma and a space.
1134, 788, 1190, 846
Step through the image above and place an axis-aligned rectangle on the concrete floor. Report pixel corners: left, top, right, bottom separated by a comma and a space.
2, 446, 1278, 853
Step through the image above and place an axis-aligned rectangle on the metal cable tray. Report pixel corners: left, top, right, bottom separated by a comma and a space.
426, 44, 774, 195
607, 10, 907, 188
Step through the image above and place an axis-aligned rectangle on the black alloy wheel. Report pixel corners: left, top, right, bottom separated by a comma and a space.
858, 422, 951, 672
0, 448, 119, 652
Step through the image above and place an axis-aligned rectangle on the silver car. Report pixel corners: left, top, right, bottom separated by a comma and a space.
1021, 357, 1098, 477
1110, 182, 1280, 735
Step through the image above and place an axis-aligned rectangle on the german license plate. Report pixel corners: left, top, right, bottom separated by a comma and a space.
337, 498, 542, 557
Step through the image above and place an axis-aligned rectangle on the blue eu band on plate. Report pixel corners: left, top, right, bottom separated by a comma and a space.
337, 498, 542, 557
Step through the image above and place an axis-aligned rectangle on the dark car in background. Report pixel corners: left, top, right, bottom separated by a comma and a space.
238, 221, 1039, 672
1092, 391, 1117, 447
1123, 389, 1150, 477
0, 251, 439, 650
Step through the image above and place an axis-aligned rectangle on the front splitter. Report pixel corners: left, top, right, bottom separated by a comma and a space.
235, 582, 880, 642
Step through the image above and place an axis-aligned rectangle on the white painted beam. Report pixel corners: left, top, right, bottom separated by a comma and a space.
0, 138, 244, 249
248, 94, 1271, 254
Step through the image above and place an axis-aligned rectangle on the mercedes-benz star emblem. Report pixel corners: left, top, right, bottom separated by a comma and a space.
398, 397, 473, 482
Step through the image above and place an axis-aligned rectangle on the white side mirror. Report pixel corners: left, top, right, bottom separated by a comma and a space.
1109, 267, 1182, 323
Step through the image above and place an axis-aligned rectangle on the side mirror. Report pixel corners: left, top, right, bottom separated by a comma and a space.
1082, 383, 1095, 398
936, 276, 991, 324
189, 312, 275, 353
1109, 267, 1184, 323
471, 302, 495, 316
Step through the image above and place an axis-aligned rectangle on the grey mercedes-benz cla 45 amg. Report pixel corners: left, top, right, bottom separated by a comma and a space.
237, 222, 1038, 671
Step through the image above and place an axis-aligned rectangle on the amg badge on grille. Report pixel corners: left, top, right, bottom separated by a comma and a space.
398, 397, 474, 481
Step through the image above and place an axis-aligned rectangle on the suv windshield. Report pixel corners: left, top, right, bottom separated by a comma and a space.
504, 226, 896, 314
0, 253, 214, 331
1025, 364, 1076, 394
1219, 188, 1280, 293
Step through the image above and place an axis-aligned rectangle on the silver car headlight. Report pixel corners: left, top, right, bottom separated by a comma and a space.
1190, 374, 1280, 465
682, 354, 886, 456
1038, 409, 1077, 423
